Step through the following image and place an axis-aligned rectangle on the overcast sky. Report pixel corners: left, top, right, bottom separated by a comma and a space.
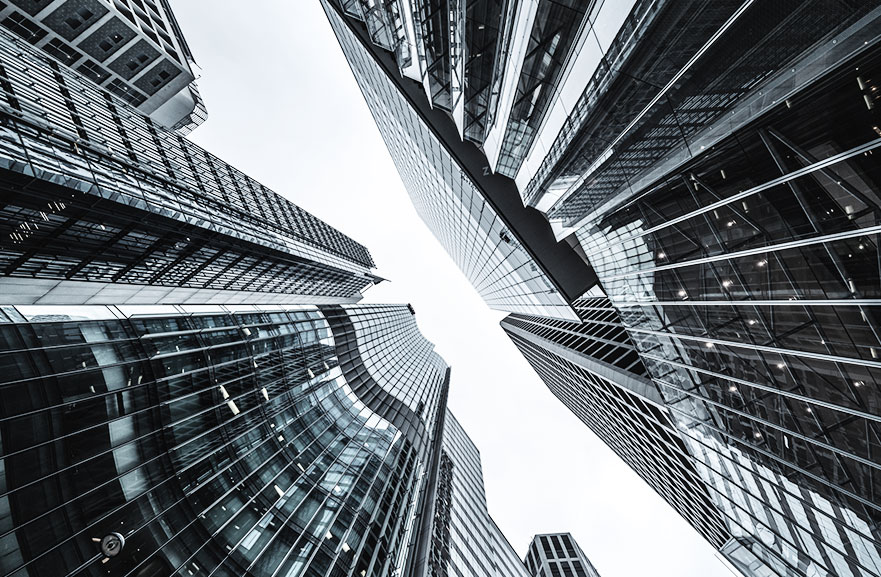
171, 2, 738, 576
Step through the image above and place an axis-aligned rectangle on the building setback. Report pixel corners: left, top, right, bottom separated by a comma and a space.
325, 1, 881, 576
320, 0, 595, 322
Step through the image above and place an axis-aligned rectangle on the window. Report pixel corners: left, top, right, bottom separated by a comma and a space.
44, 37, 81, 66
64, 7, 94, 31
76, 59, 109, 83
1, 11, 47, 43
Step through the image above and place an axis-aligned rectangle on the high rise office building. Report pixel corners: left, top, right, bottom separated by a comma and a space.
320, 0, 595, 322
418, 410, 532, 577
501, 295, 730, 551
0, 302, 450, 577
524, 533, 601, 577
0, 8, 583, 577
0, 9, 452, 577
0, 19, 379, 307
0, 0, 206, 131
325, 2, 881, 576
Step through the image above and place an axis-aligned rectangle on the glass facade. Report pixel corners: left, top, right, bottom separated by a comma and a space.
490, 0, 588, 178
331, 0, 881, 574
537, 1, 880, 225
324, 0, 581, 321
501, 301, 730, 550
0, 0, 205, 129
0, 23, 378, 305
478, 2, 881, 576
0, 303, 449, 577
425, 410, 532, 577
524, 533, 601, 577
569, 32, 881, 577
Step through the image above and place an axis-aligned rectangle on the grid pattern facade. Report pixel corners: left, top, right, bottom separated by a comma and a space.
325, 0, 579, 321
0, 23, 377, 304
0, 303, 449, 577
534, 1, 879, 224
503, 296, 648, 378
343, 305, 448, 416
427, 411, 532, 577
0, 0, 203, 126
502, 327, 731, 550
432, 412, 498, 577
524, 533, 600, 577
560, 9, 881, 577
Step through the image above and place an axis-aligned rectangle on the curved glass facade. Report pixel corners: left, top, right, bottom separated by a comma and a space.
0, 303, 449, 577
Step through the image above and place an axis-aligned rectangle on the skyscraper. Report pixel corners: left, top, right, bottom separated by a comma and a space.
524, 533, 601, 577
0, 302, 450, 577
0, 0, 206, 131
320, 0, 595, 322
0, 8, 453, 577
0, 18, 379, 307
501, 295, 731, 551
325, 2, 881, 576
418, 410, 532, 577
0, 7, 586, 577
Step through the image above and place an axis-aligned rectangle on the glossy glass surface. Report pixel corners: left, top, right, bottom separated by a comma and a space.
0, 304, 448, 577
326, 1, 578, 321
0, 25, 374, 277
573, 38, 881, 577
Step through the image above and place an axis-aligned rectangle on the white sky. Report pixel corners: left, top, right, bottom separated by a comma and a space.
171, 2, 738, 576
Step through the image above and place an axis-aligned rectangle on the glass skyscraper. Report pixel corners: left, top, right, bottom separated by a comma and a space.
501, 295, 730, 550
0, 16, 378, 307
320, 0, 595, 322
325, 2, 881, 576
420, 410, 533, 577
0, 3, 589, 576
0, 0, 207, 131
0, 303, 450, 577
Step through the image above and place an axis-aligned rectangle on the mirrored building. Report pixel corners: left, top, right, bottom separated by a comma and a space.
0, 7, 456, 576
321, 0, 595, 322
0, 20, 379, 306
419, 410, 532, 577
501, 296, 731, 551
0, 303, 450, 577
325, 1, 881, 576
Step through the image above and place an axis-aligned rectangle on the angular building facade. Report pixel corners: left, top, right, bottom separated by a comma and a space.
419, 409, 534, 577
0, 20, 379, 307
325, 2, 881, 577
0, 9, 453, 577
501, 296, 731, 551
524, 533, 601, 577
321, 0, 595, 322
0, 0, 206, 131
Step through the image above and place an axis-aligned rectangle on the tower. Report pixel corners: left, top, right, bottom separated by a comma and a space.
324, 2, 881, 575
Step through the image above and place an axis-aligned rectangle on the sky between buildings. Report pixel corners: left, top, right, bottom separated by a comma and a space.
171, 2, 738, 576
